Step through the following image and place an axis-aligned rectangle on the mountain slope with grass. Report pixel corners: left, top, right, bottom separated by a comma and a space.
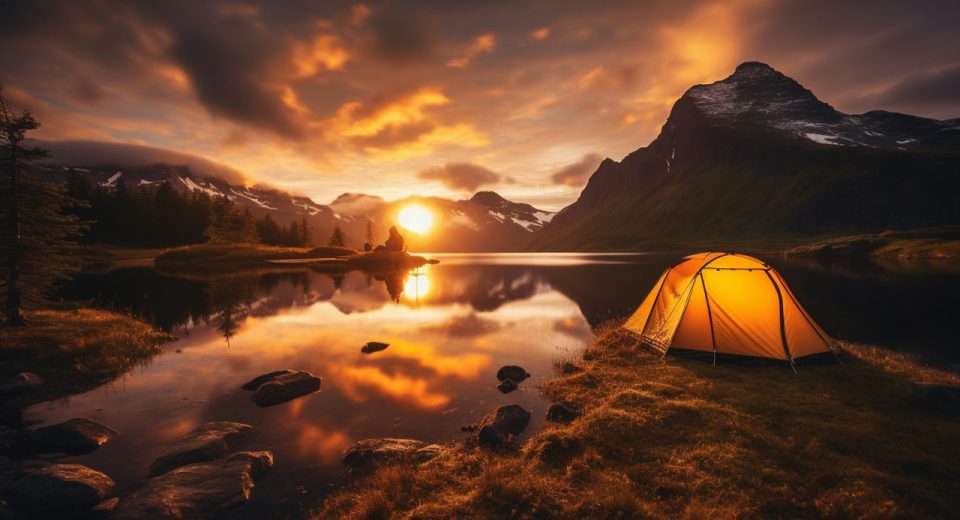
531, 62, 960, 251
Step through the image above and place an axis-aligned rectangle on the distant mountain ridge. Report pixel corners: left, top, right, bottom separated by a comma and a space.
33, 162, 552, 252
531, 62, 960, 250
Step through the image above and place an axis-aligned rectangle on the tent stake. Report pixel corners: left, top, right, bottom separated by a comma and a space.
789, 359, 798, 374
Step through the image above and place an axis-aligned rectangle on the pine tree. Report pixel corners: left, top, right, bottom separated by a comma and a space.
0, 86, 86, 325
206, 196, 256, 244
256, 214, 283, 245
328, 225, 346, 247
366, 218, 374, 245
300, 217, 310, 246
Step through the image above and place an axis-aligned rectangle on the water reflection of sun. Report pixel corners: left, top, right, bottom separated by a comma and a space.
403, 270, 430, 300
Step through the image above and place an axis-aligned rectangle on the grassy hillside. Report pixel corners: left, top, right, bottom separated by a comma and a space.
317, 323, 960, 519
532, 137, 960, 252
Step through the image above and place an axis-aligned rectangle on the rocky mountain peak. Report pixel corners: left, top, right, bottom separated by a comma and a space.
470, 191, 510, 208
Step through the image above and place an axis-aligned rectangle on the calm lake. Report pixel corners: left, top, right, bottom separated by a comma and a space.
31, 252, 960, 517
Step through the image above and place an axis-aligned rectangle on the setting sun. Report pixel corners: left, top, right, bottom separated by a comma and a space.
397, 205, 434, 234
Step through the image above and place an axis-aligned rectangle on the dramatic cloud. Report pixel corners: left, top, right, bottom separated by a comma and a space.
856, 65, 960, 115
1, 0, 958, 209
36, 140, 248, 184
551, 153, 604, 186
418, 162, 502, 192
447, 33, 496, 68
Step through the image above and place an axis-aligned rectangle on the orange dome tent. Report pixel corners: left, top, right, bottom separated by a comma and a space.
624, 252, 838, 370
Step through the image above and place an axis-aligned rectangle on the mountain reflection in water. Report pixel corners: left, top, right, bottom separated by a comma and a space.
38, 253, 959, 517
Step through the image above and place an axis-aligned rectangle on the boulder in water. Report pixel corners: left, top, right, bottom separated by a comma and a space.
497, 379, 518, 394
149, 421, 253, 476
243, 370, 321, 406
496, 365, 530, 382
30, 418, 117, 455
5, 463, 114, 516
113, 451, 273, 519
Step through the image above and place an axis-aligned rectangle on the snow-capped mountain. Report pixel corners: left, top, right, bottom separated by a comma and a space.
531, 62, 960, 250
684, 61, 960, 150
469, 191, 554, 232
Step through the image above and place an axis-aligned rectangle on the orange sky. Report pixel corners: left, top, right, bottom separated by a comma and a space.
2, 0, 958, 209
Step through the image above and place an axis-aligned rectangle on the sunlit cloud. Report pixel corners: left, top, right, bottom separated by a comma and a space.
447, 32, 496, 68
293, 34, 350, 77
417, 162, 502, 191
551, 153, 604, 187
530, 27, 551, 41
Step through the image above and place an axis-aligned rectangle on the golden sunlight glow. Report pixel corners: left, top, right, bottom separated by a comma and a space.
403, 271, 430, 299
397, 205, 434, 234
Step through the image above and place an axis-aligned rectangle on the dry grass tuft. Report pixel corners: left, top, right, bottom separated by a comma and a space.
314, 320, 960, 519
0, 309, 167, 404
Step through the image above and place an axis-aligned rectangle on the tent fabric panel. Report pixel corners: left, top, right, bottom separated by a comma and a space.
641, 259, 702, 343
701, 254, 766, 270
703, 269, 788, 360
671, 274, 714, 352
624, 269, 668, 333
772, 273, 832, 358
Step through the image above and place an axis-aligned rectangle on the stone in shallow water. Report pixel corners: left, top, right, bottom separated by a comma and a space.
30, 418, 117, 455
477, 404, 531, 448
342, 438, 440, 468
240, 370, 296, 391
242, 370, 321, 406
5, 463, 114, 516
149, 421, 253, 476
113, 451, 273, 520
497, 379, 518, 394
496, 365, 530, 382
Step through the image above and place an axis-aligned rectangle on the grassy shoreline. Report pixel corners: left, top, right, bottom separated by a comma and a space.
0, 309, 168, 414
317, 323, 960, 519
154, 243, 357, 272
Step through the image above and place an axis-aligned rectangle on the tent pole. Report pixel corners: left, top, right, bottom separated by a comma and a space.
764, 270, 797, 375
771, 270, 841, 366
700, 271, 718, 368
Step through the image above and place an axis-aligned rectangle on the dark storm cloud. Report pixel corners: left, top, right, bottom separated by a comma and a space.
37, 140, 247, 184
169, 28, 305, 139
365, 13, 438, 63
551, 153, 604, 186
745, 0, 960, 118
418, 162, 502, 192
857, 66, 960, 115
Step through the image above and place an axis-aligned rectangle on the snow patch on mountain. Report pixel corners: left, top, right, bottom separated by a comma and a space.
805, 133, 840, 145
100, 171, 122, 186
